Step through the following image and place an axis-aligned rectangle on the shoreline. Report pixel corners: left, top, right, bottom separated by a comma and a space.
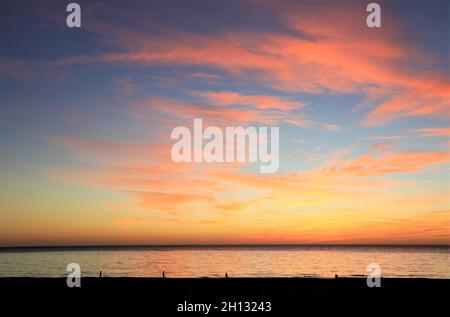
1, 244, 448, 251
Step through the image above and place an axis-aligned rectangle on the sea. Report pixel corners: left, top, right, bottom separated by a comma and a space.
0, 245, 448, 278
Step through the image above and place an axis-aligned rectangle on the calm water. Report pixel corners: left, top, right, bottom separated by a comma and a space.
0, 245, 448, 278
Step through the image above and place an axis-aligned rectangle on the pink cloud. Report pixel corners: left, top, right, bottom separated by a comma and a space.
363, 135, 404, 141
408, 127, 450, 137
195, 91, 306, 110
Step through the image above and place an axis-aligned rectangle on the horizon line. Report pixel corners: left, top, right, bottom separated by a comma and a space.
1, 243, 448, 250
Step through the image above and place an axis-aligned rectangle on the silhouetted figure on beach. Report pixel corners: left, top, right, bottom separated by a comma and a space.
225, 272, 228, 278
162, 270, 166, 278
335, 274, 339, 279
99, 270, 102, 278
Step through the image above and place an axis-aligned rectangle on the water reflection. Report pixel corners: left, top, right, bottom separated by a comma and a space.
0, 246, 448, 278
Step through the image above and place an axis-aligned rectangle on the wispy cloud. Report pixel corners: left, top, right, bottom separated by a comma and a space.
408, 127, 450, 137
362, 135, 404, 141
194, 91, 306, 110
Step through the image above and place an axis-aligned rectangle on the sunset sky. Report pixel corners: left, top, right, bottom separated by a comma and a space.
0, 1, 449, 246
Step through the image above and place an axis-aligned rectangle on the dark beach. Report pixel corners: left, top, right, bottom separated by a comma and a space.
1, 277, 448, 313
1, 276, 448, 296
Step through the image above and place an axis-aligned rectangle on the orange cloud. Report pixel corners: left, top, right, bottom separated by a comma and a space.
409, 127, 450, 137
127, 190, 217, 211
317, 147, 448, 177
363, 136, 404, 140
195, 91, 305, 110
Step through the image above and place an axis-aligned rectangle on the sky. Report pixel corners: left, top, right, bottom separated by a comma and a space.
0, 0, 449, 246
